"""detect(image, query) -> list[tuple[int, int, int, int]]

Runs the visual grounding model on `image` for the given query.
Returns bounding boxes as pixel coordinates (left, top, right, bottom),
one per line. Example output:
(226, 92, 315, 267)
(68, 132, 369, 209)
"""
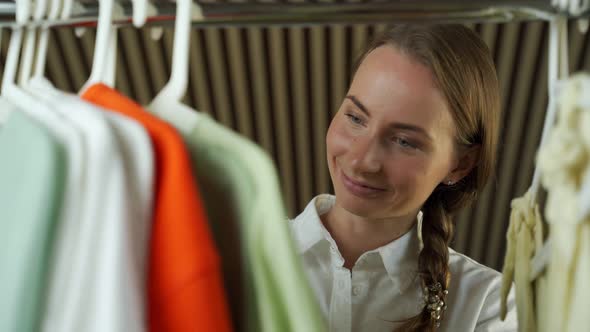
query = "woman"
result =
(289, 24, 517, 331)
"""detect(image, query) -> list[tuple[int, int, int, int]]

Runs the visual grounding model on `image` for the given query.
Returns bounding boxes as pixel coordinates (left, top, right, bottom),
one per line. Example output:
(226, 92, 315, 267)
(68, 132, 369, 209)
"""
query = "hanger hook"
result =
(153, 0, 202, 102)
(79, 0, 115, 92)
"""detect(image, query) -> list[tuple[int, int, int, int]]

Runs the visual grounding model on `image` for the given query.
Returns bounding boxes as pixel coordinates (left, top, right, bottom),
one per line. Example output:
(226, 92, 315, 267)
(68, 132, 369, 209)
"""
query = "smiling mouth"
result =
(340, 170, 387, 197)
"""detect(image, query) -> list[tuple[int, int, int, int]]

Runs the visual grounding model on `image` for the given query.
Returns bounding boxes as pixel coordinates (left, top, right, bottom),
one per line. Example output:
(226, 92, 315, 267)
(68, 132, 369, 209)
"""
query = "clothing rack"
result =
(0, 0, 584, 27)
(0, 0, 585, 276)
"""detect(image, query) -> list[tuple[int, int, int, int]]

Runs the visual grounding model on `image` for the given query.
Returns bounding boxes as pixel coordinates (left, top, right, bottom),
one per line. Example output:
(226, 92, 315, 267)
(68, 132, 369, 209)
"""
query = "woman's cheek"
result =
(385, 157, 425, 187)
(327, 118, 354, 159)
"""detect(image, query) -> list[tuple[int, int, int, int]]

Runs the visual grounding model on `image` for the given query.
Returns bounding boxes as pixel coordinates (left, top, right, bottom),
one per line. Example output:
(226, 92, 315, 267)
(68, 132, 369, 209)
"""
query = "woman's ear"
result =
(445, 145, 481, 184)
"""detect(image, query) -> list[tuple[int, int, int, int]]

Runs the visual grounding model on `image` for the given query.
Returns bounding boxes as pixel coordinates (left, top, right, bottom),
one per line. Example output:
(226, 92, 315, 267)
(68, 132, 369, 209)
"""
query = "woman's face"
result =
(327, 45, 459, 220)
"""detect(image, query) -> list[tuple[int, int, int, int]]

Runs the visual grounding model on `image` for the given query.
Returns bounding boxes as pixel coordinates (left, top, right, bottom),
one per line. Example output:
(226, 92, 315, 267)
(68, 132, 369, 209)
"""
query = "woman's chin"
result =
(336, 194, 383, 218)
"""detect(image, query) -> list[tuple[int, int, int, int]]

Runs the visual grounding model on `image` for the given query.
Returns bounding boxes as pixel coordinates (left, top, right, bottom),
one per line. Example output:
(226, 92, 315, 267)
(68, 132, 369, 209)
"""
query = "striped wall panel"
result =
(1, 18, 589, 270)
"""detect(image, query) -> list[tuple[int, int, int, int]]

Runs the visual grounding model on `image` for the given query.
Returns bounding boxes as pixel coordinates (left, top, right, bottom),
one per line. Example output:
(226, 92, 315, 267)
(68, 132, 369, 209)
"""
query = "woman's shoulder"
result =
(443, 249, 517, 331)
(447, 248, 503, 290)
(448, 248, 501, 276)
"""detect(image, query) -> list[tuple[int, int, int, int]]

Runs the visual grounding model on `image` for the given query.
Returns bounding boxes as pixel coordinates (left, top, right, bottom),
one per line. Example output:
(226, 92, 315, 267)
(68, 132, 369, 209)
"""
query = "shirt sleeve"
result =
(475, 282, 518, 332)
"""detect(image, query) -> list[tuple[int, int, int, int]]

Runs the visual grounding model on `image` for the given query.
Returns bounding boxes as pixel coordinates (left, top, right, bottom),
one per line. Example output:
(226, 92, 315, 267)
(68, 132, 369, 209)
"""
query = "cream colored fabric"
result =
(533, 208, 548, 332)
(500, 192, 541, 332)
(537, 74, 590, 332)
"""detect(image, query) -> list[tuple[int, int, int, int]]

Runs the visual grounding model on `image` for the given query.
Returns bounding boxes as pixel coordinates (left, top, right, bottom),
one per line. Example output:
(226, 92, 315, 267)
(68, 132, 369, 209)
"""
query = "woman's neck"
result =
(321, 201, 418, 270)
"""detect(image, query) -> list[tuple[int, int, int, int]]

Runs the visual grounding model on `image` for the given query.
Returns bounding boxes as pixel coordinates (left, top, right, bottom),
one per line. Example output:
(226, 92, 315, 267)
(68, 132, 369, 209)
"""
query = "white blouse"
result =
(289, 195, 517, 332)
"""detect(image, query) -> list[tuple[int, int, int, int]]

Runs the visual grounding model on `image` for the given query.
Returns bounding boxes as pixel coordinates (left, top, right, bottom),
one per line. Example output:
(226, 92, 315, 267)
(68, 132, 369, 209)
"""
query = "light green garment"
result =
(0, 110, 66, 332)
(180, 114, 326, 332)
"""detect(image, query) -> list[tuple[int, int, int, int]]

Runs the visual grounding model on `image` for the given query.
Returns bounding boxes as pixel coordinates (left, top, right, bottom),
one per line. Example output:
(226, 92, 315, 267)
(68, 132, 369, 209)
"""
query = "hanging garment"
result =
(537, 74, 590, 332)
(21, 86, 147, 332)
(147, 105, 250, 330)
(27, 79, 155, 317)
(0, 110, 66, 332)
(533, 212, 549, 332)
(0, 98, 15, 125)
(289, 194, 518, 332)
(500, 191, 542, 332)
(0, 85, 81, 332)
(157, 111, 326, 332)
(28, 76, 154, 227)
(104, 110, 155, 236)
(81, 83, 233, 332)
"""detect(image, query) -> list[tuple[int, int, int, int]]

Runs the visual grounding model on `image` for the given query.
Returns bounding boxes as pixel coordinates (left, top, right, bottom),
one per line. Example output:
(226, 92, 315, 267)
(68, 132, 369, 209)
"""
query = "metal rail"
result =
(0, 0, 580, 27)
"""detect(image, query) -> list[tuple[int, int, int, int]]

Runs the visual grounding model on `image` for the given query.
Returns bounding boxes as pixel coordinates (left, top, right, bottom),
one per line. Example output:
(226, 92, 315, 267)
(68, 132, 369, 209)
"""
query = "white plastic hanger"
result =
(530, 15, 569, 205)
(567, 0, 590, 15)
(103, 0, 157, 84)
(78, 0, 153, 93)
(130, 0, 158, 28)
(528, 14, 569, 281)
(78, 0, 116, 92)
(553, 0, 590, 33)
(32, 0, 62, 80)
(15, 0, 32, 27)
(19, 0, 49, 85)
(60, 0, 88, 20)
(0, 24, 5, 85)
(552, 0, 568, 11)
(60, 0, 73, 19)
(0, 18, 20, 124)
(102, 0, 158, 84)
(0, 0, 36, 125)
(148, 0, 203, 134)
(1, 0, 31, 96)
(551, 0, 589, 13)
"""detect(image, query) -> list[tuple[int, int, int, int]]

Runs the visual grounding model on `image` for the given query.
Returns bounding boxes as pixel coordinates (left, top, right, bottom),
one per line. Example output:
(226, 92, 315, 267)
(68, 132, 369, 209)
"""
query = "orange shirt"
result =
(82, 84, 233, 332)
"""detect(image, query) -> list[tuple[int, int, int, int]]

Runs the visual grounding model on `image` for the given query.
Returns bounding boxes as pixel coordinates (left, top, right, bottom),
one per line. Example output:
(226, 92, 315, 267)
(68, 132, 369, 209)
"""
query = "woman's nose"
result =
(349, 136, 382, 174)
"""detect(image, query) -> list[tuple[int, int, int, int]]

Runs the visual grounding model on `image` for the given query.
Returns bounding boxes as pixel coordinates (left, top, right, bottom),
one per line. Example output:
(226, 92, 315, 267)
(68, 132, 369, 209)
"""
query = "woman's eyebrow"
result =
(346, 94, 433, 142)
(346, 95, 370, 116)
(388, 123, 433, 142)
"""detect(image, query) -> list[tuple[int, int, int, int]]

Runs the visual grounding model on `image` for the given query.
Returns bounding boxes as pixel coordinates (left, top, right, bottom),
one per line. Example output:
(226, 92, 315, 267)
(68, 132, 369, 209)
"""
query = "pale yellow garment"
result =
(537, 73, 590, 332)
(500, 191, 539, 332)
(533, 209, 548, 332)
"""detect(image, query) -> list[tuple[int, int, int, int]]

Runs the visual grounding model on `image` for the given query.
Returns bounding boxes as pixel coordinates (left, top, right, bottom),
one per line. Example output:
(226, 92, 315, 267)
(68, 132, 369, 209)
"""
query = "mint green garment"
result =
(0, 110, 66, 332)
(180, 114, 326, 332)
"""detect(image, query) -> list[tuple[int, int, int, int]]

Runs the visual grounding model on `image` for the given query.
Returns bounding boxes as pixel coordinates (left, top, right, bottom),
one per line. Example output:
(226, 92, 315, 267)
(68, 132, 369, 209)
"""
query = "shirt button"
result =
(352, 286, 360, 296)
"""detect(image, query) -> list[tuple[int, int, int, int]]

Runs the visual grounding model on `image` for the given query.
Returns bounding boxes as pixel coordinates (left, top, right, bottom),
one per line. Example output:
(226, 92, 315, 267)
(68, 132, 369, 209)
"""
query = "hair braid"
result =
(393, 190, 455, 332)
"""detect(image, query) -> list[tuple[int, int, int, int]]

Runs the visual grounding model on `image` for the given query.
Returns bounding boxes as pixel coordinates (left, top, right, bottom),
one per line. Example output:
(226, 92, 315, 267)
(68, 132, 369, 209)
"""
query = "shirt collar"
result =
(290, 194, 423, 293)
(290, 194, 336, 254)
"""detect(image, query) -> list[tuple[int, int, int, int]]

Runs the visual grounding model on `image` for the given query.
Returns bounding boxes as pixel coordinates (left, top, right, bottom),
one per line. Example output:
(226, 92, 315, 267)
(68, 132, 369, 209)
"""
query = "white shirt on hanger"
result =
(289, 194, 518, 332)
(104, 111, 154, 245)
(26, 79, 150, 332)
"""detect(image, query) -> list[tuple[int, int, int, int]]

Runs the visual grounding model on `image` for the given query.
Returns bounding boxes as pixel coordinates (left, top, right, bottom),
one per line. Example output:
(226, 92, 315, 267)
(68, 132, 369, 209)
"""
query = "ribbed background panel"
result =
(1, 20, 589, 270)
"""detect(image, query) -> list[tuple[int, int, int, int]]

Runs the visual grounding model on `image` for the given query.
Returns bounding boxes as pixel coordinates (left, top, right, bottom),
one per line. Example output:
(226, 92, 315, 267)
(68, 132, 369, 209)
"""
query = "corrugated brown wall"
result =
(2, 19, 589, 270)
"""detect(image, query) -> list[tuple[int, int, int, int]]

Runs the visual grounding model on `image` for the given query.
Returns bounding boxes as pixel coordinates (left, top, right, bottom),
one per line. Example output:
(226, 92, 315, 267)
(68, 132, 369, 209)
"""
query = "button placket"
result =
(329, 245, 345, 268)
(351, 269, 369, 305)
(329, 268, 352, 332)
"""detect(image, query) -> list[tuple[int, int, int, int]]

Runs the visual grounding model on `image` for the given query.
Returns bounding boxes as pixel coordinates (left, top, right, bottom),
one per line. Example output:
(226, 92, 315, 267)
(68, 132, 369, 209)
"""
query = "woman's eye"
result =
(394, 137, 417, 149)
(346, 113, 363, 125)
